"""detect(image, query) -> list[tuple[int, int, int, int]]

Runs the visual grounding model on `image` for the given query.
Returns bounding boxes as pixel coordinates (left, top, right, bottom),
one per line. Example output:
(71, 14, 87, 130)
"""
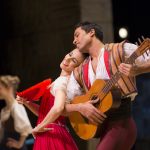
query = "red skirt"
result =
(33, 123, 78, 150)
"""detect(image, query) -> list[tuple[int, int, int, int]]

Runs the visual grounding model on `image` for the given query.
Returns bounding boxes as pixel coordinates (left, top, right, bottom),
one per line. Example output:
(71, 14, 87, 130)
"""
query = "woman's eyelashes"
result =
(72, 58, 78, 64)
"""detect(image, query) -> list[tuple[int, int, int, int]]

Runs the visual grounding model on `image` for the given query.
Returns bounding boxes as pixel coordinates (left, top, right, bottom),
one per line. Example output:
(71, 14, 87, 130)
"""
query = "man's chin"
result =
(78, 47, 83, 52)
(79, 49, 87, 54)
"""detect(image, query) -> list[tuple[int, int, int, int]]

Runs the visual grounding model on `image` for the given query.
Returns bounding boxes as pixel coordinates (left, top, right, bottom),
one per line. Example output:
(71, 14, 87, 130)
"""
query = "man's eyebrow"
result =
(74, 31, 78, 36)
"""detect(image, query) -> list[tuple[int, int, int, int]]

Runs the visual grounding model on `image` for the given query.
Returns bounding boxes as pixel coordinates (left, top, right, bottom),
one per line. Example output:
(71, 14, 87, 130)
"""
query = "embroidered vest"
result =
(78, 41, 137, 97)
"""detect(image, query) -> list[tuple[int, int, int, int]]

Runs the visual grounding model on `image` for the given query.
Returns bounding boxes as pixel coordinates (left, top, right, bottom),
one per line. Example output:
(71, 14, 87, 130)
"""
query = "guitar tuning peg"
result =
(141, 36, 145, 40)
(142, 54, 145, 59)
(132, 62, 135, 65)
(138, 38, 142, 44)
(107, 47, 110, 51)
(146, 51, 149, 56)
(135, 42, 139, 46)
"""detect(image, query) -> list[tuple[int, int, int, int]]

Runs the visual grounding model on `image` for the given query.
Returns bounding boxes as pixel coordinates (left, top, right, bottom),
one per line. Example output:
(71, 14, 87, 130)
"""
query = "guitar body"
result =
(69, 38, 150, 140)
(69, 79, 121, 140)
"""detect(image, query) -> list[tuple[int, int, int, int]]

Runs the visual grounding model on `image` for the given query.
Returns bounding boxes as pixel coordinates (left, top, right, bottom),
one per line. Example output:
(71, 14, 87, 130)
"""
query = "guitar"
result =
(68, 38, 150, 140)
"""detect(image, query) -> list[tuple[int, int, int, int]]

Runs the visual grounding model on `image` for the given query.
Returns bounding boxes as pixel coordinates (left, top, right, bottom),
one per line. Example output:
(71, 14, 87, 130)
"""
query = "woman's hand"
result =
(16, 95, 27, 105)
(6, 138, 23, 149)
(32, 125, 53, 138)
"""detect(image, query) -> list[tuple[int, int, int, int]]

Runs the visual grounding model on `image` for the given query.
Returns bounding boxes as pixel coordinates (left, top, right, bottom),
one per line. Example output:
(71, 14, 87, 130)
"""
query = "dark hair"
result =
(82, 53, 89, 58)
(75, 21, 103, 42)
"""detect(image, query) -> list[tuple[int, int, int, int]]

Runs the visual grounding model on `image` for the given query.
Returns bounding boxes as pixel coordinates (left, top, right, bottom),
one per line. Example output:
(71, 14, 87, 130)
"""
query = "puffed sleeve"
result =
(124, 43, 150, 65)
(11, 101, 32, 136)
(50, 76, 69, 96)
(66, 72, 84, 102)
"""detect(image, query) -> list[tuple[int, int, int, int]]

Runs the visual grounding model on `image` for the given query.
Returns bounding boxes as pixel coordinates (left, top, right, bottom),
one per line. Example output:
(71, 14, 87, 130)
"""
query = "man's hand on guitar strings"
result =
(77, 101, 107, 125)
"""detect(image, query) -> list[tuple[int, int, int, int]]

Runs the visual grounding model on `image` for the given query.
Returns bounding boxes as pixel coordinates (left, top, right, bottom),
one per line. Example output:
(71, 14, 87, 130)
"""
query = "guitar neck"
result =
(93, 38, 150, 101)
(99, 51, 138, 99)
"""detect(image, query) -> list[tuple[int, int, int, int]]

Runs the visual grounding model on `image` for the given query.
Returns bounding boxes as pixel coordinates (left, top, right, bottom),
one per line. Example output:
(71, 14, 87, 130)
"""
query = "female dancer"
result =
(17, 48, 86, 150)
(0, 75, 32, 150)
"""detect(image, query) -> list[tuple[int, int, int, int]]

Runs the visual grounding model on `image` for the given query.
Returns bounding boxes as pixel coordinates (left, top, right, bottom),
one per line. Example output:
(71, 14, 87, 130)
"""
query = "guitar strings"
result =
(91, 51, 139, 101)
(90, 40, 149, 103)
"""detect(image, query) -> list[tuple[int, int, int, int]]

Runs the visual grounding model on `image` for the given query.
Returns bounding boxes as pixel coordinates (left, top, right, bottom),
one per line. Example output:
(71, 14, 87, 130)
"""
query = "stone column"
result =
(80, 0, 114, 43)
(80, 0, 114, 149)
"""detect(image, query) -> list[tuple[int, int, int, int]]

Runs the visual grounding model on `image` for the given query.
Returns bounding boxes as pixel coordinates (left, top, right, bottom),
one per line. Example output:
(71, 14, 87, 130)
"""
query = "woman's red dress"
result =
(17, 79, 78, 150)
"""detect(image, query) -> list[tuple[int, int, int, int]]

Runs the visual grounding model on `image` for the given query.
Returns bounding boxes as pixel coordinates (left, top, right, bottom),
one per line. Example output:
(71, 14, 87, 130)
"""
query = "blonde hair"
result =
(0, 75, 20, 91)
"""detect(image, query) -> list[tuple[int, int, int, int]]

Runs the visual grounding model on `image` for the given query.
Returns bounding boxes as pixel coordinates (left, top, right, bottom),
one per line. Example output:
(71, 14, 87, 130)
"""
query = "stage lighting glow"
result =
(119, 28, 128, 38)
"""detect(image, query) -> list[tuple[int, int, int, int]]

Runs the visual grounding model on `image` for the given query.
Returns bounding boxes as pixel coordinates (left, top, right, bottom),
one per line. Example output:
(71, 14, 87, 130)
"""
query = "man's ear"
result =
(89, 29, 95, 37)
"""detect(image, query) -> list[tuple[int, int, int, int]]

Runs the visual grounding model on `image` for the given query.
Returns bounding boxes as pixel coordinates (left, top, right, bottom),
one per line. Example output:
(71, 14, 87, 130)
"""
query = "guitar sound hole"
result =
(92, 95, 97, 100)
(91, 95, 100, 107)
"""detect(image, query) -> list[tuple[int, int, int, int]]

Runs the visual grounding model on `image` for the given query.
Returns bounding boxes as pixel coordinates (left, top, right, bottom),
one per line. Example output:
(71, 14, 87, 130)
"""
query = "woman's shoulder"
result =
(50, 76, 69, 96)
(53, 76, 69, 86)
(56, 76, 69, 81)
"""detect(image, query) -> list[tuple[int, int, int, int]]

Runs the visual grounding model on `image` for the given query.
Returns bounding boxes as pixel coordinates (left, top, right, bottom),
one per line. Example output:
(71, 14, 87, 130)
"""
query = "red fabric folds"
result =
(16, 79, 51, 101)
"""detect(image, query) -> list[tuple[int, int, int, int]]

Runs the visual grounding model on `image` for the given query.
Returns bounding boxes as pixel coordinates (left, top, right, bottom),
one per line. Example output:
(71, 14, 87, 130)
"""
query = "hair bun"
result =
(0, 75, 20, 90)
(11, 76, 20, 85)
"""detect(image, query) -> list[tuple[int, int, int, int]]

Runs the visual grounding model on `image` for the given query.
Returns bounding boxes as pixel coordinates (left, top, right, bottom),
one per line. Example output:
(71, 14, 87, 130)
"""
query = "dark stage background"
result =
(112, 0, 150, 149)
(0, 0, 150, 149)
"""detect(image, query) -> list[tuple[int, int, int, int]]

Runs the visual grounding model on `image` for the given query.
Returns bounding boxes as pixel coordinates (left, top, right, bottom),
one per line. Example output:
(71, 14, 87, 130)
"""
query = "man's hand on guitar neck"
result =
(118, 63, 138, 76)
(119, 61, 150, 77)
(77, 100, 107, 125)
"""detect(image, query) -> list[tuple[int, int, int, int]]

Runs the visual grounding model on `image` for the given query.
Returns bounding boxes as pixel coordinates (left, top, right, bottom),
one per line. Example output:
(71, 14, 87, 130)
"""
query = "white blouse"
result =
(50, 76, 69, 97)
(67, 43, 150, 101)
(0, 100, 32, 137)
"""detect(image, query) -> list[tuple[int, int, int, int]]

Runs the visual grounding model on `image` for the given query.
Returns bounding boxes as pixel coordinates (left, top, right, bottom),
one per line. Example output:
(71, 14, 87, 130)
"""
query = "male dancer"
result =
(65, 22, 150, 150)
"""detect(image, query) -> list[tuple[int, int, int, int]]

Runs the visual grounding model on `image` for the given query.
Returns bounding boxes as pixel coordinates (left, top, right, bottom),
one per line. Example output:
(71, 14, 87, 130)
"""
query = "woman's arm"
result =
(64, 101, 106, 125)
(6, 135, 27, 149)
(33, 89, 66, 133)
(16, 96, 39, 116)
(63, 71, 106, 125)
(8, 101, 32, 149)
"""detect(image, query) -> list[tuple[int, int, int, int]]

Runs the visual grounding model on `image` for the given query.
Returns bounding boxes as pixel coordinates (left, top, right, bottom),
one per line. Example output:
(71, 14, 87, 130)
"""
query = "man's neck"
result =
(88, 40, 104, 60)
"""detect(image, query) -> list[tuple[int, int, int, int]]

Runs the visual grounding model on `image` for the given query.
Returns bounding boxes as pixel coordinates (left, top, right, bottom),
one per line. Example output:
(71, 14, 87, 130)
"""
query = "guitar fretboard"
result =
(95, 40, 149, 100)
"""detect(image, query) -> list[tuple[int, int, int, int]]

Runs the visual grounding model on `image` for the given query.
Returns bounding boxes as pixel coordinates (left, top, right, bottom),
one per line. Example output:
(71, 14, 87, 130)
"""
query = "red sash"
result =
(82, 49, 111, 90)
(82, 61, 91, 90)
(104, 50, 111, 78)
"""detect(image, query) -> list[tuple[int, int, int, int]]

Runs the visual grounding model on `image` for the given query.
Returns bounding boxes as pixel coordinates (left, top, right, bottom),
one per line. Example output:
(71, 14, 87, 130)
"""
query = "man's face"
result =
(73, 27, 91, 53)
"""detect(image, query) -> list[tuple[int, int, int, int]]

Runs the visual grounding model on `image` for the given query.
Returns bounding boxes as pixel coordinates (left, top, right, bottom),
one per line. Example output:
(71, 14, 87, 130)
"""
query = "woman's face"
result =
(0, 83, 8, 99)
(60, 49, 85, 73)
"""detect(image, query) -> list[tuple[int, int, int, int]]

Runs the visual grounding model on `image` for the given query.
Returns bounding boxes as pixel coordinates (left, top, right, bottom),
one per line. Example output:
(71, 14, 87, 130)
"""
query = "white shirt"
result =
(67, 43, 150, 101)
(0, 100, 32, 137)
